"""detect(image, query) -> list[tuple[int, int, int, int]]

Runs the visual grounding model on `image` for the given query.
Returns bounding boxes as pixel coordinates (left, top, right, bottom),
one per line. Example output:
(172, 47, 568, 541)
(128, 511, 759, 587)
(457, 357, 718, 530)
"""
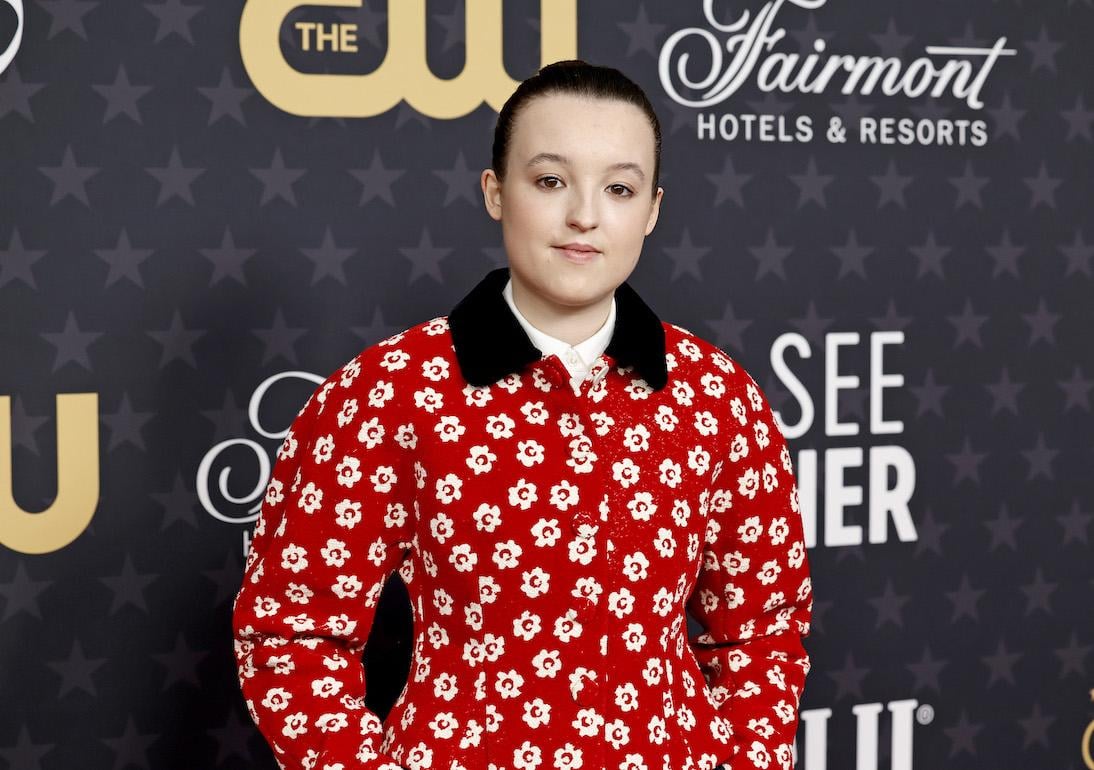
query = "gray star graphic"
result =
(251, 148, 306, 206)
(153, 632, 208, 688)
(92, 65, 151, 124)
(789, 156, 834, 209)
(869, 299, 912, 332)
(400, 228, 452, 283)
(351, 306, 405, 348)
(705, 155, 752, 207)
(617, 4, 665, 58)
(906, 644, 947, 692)
(47, 640, 106, 697)
(432, 3, 464, 53)
(807, 598, 832, 636)
(706, 302, 752, 354)
(946, 298, 987, 348)
(100, 555, 157, 614)
(202, 552, 243, 606)
(434, 151, 481, 207)
(1060, 229, 1093, 276)
(949, 160, 989, 208)
(1019, 566, 1056, 615)
(985, 229, 1023, 278)
(147, 309, 206, 368)
(100, 716, 157, 770)
(393, 100, 433, 130)
(827, 652, 869, 701)
(145, 0, 201, 43)
(943, 709, 982, 757)
(199, 227, 255, 286)
(946, 436, 987, 485)
(1017, 702, 1055, 748)
(988, 90, 1025, 141)
(481, 245, 507, 269)
(829, 93, 877, 127)
(1024, 25, 1062, 73)
(0, 228, 46, 289)
(146, 145, 204, 206)
(912, 507, 950, 557)
(208, 708, 254, 765)
(750, 228, 792, 280)
(198, 67, 253, 126)
(867, 578, 909, 629)
(658, 94, 697, 136)
(95, 229, 153, 288)
(253, 308, 307, 366)
(8, 395, 49, 455)
(150, 471, 200, 530)
(0, 66, 46, 121)
(945, 573, 985, 621)
(910, 368, 948, 418)
(40, 0, 97, 39)
(334, 3, 385, 48)
(1019, 432, 1057, 480)
(664, 228, 709, 282)
(983, 504, 1022, 551)
(985, 367, 1024, 415)
(1061, 93, 1094, 141)
(0, 562, 50, 621)
(0, 725, 54, 769)
(870, 159, 913, 208)
(831, 229, 872, 279)
(788, 301, 835, 347)
(1056, 499, 1092, 545)
(837, 385, 868, 423)
(41, 311, 102, 372)
(982, 639, 1021, 686)
(788, 15, 836, 53)
(1021, 298, 1060, 345)
(1023, 162, 1061, 208)
(39, 145, 99, 206)
(303, 227, 355, 285)
(1053, 632, 1091, 676)
(870, 18, 912, 57)
(348, 149, 405, 207)
(910, 230, 950, 279)
(102, 392, 153, 451)
(1059, 366, 1093, 411)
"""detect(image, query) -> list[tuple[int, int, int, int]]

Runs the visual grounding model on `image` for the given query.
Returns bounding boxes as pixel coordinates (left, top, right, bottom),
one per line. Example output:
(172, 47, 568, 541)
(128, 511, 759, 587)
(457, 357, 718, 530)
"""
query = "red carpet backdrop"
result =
(1, 1, 1092, 768)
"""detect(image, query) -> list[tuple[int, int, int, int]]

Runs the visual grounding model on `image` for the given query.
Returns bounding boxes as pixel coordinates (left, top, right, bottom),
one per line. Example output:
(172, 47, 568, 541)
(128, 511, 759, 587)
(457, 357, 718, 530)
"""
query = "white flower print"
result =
(757, 559, 782, 585)
(312, 434, 334, 463)
(485, 412, 516, 439)
(769, 516, 790, 545)
(311, 676, 342, 698)
(513, 741, 543, 770)
(495, 669, 525, 699)
(622, 623, 646, 652)
(522, 697, 551, 729)
(658, 458, 683, 488)
(335, 397, 358, 428)
(261, 687, 291, 712)
(730, 395, 748, 426)
(473, 503, 503, 533)
(530, 517, 561, 547)
(513, 610, 542, 641)
(531, 649, 562, 679)
(298, 481, 323, 514)
(450, 543, 477, 573)
(466, 445, 497, 475)
(738, 515, 763, 543)
(435, 414, 465, 443)
(627, 492, 656, 522)
(654, 404, 680, 432)
(284, 583, 312, 604)
(520, 400, 549, 426)
(516, 439, 546, 467)
(521, 567, 550, 598)
(614, 681, 640, 712)
(413, 386, 443, 413)
(254, 596, 280, 618)
(493, 539, 522, 569)
(421, 355, 450, 382)
(280, 544, 307, 573)
(621, 552, 650, 582)
(430, 512, 455, 543)
(331, 574, 362, 599)
(281, 711, 308, 739)
(334, 456, 362, 488)
(738, 467, 760, 500)
(754, 419, 771, 450)
(612, 457, 641, 488)
(264, 477, 284, 507)
(508, 479, 538, 510)
(320, 539, 349, 568)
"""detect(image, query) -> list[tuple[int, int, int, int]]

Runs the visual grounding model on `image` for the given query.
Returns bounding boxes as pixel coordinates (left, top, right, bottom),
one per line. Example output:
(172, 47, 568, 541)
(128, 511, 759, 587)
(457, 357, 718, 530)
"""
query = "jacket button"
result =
(571, 511, 595, 534)
(575, 675, 600, 706)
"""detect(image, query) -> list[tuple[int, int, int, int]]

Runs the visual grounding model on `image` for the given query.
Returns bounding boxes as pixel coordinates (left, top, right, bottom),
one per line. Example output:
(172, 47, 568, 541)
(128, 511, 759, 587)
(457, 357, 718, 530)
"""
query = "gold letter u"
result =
(0, 393, 99, 554)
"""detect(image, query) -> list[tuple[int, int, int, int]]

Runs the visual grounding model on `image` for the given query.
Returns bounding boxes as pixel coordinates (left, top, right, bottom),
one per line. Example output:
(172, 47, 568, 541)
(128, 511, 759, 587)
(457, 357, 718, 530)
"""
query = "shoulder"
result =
(661, 319, 760, 394)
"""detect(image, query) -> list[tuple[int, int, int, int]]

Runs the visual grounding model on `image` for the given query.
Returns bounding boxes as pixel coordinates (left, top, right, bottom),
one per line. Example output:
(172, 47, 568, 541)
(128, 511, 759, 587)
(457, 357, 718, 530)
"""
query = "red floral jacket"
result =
(232, 267, 813, 770)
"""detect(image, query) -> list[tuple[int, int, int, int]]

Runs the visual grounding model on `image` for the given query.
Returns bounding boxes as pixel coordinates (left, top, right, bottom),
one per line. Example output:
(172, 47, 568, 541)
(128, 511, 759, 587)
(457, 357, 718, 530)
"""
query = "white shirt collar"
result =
(502, 277, 616, 374)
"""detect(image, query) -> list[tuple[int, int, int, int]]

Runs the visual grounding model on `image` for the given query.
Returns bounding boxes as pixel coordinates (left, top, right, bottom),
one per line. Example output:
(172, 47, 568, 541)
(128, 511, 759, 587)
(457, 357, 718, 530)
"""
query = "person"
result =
(232, 59, 813, 770)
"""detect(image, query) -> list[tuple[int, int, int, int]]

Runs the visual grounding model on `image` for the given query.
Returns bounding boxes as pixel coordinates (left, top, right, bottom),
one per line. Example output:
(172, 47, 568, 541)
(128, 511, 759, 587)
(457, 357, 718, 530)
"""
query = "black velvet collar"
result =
(447, 266, 668, 391)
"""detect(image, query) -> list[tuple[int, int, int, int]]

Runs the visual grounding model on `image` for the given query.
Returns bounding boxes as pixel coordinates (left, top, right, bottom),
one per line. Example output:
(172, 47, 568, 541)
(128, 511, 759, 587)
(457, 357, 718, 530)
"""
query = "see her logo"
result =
(0, 0, 22, 74)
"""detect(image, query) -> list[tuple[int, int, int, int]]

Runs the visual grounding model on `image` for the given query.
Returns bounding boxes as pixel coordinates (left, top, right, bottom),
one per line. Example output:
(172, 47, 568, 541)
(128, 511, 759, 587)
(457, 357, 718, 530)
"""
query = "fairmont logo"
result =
(658, 0, 1015, 110)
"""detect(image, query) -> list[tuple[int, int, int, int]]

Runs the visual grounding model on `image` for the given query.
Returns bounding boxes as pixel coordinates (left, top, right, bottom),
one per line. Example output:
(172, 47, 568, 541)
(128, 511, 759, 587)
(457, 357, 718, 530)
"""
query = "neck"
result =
(509, 272, 613, 347)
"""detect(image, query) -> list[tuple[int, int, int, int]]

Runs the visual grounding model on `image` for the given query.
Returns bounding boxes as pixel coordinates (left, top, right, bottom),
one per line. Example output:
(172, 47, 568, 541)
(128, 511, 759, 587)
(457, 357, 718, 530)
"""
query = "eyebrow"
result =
(525, 152, 646, 181)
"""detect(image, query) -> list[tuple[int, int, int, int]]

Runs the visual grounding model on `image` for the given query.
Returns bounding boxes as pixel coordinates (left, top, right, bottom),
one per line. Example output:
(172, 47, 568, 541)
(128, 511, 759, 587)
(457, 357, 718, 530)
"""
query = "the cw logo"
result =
(1, 394, 99, 554)
(239, 0, 577, 119)
(0, 0, 24, 74)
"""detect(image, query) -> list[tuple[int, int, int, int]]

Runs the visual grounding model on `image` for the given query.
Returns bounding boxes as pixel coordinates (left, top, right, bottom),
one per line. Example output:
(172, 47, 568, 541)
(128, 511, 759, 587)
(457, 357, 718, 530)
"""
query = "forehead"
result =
(508, 93, 655, 166)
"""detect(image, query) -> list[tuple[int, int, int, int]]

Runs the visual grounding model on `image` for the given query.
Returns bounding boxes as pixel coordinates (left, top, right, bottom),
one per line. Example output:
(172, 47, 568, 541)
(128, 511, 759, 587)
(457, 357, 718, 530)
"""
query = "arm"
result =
(688, 373, 813, 770)
(232, 355, 417, 770)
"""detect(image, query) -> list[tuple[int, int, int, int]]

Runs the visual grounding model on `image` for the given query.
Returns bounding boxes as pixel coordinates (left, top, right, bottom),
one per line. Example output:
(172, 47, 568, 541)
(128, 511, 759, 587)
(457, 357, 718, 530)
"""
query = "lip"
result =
(553, 243, 602, 263)
(555, 242, 600, 253)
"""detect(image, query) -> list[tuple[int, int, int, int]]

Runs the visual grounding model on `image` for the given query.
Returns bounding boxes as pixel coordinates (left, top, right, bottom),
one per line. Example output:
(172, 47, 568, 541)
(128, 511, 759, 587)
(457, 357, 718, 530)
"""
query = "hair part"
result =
(491, 59, 663, 195)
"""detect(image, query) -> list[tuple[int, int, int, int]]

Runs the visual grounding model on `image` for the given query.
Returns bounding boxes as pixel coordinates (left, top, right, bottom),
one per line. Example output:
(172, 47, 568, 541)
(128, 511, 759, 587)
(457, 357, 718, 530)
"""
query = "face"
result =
(481, 92, 664, 314)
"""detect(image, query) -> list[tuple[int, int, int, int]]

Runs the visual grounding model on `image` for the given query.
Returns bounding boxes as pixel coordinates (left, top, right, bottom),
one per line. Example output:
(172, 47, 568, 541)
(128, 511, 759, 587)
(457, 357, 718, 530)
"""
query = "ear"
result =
(481, 168, 503, 222)
(644, 186, 664, 236)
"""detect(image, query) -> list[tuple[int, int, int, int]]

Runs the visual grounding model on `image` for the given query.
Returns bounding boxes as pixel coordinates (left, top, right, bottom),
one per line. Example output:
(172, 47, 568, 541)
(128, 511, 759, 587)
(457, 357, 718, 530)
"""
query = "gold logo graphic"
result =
(0, 394, 99, 554)
(239, 0, 578, 118)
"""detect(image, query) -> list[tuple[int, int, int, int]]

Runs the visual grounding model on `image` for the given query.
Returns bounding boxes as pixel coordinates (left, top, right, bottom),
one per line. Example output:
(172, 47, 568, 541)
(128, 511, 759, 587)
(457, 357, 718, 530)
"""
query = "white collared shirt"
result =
(502, 277, 616, 391)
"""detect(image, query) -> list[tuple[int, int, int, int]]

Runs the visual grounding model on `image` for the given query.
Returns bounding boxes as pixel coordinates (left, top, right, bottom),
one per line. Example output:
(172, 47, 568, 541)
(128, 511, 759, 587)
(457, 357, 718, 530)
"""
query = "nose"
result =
(566, 187, 598, 232)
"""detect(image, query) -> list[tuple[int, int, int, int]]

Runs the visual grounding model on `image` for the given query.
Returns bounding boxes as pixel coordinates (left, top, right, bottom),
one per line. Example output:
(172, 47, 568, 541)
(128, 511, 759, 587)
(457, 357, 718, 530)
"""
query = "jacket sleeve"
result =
(231, 354, 417, 770)
(687, 372, 814, 770)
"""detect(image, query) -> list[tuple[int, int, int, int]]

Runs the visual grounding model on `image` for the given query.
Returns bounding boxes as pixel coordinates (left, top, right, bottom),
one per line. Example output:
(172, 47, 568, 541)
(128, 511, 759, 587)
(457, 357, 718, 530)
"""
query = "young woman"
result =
(233, 60, 813, 770)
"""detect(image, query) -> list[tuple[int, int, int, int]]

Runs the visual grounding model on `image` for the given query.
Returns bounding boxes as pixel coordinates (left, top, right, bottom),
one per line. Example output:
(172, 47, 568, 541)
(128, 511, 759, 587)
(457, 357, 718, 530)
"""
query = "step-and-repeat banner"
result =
(2, 1, 1091, 768)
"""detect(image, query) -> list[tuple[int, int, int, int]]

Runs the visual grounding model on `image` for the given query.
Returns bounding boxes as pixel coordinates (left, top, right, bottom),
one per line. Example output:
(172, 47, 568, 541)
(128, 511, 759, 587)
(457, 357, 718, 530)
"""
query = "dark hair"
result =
(491, 59, 663, 194)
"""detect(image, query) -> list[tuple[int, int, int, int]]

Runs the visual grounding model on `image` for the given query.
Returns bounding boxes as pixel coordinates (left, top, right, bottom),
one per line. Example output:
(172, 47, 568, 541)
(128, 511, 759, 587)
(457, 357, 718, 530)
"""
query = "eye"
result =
(536, 175, 563, 189)
(608, 184, 634, 197)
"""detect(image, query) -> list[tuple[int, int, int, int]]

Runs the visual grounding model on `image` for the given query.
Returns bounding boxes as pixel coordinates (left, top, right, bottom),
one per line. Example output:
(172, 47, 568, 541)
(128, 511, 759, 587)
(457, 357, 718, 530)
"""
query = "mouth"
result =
(553, 244, 601, 262)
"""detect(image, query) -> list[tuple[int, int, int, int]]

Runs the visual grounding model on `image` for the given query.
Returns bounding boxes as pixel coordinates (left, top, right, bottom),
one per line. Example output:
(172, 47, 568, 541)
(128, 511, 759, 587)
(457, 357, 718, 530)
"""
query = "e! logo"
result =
(0, 0, 24, 74)
(239, 0, 578, 118)
(1, 394, 99, 554)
